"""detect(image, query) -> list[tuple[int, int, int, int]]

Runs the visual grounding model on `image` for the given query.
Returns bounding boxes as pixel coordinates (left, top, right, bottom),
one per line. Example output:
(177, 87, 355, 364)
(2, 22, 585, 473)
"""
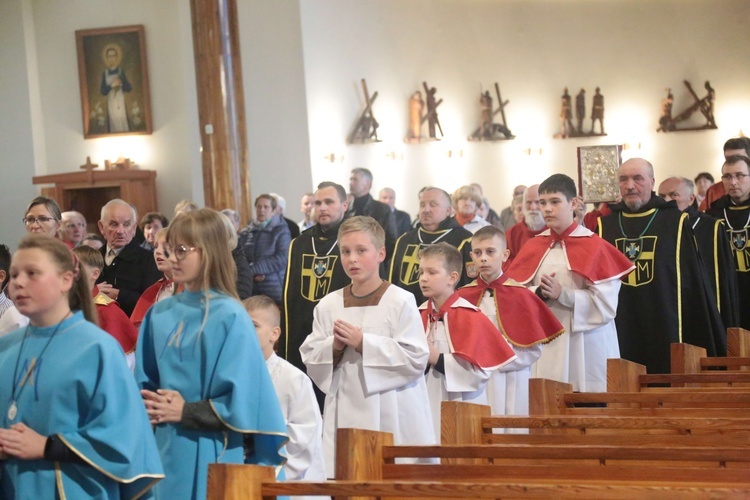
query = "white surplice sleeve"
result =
(442, 354, 492, 392)
(360, 298, 430, 395)
(556, 278, 621, 333)
(299, 300, 337, 394)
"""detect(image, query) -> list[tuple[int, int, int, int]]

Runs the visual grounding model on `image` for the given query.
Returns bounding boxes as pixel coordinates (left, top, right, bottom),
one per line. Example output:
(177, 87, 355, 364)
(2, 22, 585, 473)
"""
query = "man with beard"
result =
(599, 158, 725, 374)
(707, 155, 750, 329)
(281, 181, 351, 373)
(658, 176, 739, 331)
(389, 187, 474, 305)
(505, 185, 546, 268)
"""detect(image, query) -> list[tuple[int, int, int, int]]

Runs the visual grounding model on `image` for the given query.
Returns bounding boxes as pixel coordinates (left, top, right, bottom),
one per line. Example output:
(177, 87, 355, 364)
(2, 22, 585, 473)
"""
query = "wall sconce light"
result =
(385, 151, 404, 161)
(522, 147, 543, 156)
(323, 153, 344, 163)
(446, 149, 463, 159)
(621, 142, 642, 151)
(739, 129, 746, 138)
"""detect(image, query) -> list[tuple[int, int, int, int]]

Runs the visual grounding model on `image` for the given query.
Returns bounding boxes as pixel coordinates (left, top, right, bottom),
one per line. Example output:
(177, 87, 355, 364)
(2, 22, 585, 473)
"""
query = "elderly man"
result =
(281, 181, 351, 373)
(389, 187, 474, 305)
(505, 185, 546, 267)
(707, 155, 750, 329)
(348, 168, 397, 253)
(598, 159, 725, 374)
(97, 199, 161, 316)
(379, 187, 412, 236)
(60, 211, 87, 248)
(499, 184, 527, 231)
(658, 176, 739, 331)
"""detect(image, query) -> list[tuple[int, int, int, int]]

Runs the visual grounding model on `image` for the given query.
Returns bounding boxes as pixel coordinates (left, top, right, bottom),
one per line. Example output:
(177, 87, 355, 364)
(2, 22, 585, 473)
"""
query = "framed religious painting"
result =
(76, 25, 152, 139)
(577, 145, 622, 203)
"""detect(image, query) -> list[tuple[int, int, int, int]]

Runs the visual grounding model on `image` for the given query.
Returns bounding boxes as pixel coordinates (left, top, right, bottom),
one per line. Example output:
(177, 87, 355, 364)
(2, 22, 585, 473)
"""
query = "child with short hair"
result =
(244, 295, 326, 484)
(458, 226, 564, 421)
(0, 244, 28, 335)
(130, 228, 179, 329)
(73, 245, 139, 369)
(505, 174, 634, 392)
(0, 235, 163, 498)
(418, 242, 517, 440)
(300, 216, 435, 478)
(135, 208, 287, 499)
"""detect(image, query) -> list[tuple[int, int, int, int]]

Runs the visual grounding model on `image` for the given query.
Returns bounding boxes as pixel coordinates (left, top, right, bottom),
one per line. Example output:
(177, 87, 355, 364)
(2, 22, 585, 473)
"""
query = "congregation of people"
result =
(0, 136, 748, 498)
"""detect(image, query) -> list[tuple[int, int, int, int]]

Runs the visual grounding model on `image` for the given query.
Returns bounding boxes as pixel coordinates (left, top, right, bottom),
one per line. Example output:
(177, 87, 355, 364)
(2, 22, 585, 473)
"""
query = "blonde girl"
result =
(135, 208, 287, 500)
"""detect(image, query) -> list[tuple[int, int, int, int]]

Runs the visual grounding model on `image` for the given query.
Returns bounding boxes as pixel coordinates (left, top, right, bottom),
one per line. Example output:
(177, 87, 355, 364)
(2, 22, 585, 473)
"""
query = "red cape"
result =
(505, 223, 634, 285)
(458, 274, 564, 347)
(130, 277, 176, 329)
(93, 286, 138, 353)
(420, 292, 516, 369)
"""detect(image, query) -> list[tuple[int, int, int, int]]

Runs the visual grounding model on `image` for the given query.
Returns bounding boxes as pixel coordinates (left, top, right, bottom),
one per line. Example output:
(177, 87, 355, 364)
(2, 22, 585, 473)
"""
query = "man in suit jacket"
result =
(96, 199, 162, 316)
(347, 168, 398, 257)
(379, 187, 413, 236)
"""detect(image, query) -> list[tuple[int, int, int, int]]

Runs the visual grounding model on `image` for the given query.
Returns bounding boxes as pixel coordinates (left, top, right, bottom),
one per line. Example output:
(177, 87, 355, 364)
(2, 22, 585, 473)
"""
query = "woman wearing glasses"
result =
(23, 197, 62, 239)
(134, 208, 287, 499)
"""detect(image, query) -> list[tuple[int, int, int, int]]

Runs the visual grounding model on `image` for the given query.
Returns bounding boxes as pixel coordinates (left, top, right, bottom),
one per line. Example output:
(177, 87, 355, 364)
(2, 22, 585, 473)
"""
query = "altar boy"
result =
(505, 174, 634, 392)
(300, 216, 435, 478)
(418, 242, 517, 441)
(458, 226, 564, 419)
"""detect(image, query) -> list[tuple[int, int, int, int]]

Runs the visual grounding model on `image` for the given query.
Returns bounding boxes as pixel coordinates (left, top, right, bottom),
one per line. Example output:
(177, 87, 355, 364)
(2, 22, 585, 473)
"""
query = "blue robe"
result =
(0, 312, 164, 499)
(135, 290, 287, 500)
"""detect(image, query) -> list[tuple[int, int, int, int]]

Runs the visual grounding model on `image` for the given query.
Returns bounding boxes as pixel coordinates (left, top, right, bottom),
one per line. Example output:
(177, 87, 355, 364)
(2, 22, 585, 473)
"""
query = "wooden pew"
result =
(443, 401, 750, 440)
(672, 333, 750, 374)
(608, 357, 750, 392)
(206, 463, 750, 499)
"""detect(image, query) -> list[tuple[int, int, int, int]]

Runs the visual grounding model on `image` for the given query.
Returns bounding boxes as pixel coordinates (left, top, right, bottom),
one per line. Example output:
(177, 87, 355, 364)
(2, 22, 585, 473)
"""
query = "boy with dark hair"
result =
(506, 174, 634, 392)
(418, 242, 516, 440)
(0, 244, 28, 335)
(458, 226, 563, 420)
(301, 216, 435, 477)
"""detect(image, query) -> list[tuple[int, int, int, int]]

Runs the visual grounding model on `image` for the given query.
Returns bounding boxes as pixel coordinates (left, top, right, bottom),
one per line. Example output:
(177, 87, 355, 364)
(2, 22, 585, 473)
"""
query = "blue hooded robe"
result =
(0, 312, 164, 499)
(135, 290, 287, 499)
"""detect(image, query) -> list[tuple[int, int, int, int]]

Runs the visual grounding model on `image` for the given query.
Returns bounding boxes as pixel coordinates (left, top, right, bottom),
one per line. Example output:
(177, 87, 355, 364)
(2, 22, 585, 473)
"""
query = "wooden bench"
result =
(608, 356, 750, 392)
(207, 464, 750, 499)
(671, 328, 750, 375)
(443, 401, 750, 439)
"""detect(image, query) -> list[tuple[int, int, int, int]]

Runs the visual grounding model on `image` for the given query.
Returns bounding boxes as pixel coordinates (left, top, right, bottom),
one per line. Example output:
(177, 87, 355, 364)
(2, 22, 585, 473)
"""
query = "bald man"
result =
(598, 159, 726, 374)
(379, 187, 412, 236)
(658, 176, 739, 331)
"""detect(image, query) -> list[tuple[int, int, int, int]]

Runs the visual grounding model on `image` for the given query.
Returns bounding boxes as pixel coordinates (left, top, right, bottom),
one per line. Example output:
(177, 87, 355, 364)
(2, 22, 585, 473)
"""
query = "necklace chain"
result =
(8, 311, 71, 421)
(311, 237, 338, 256)
(618, 210, 659, 239)
(418, 228, 452, 245)
(722, 208, 750, 231)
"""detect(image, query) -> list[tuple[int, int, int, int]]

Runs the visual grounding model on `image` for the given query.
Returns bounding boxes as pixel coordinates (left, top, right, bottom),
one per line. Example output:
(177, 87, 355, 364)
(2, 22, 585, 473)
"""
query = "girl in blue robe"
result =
(135, 208, 288, 500)
(0, 235, 164, 499)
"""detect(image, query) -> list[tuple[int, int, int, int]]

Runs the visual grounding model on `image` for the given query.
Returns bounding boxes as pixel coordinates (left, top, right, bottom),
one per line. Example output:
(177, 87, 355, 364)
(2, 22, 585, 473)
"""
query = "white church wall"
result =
(299, 0, 750, 216)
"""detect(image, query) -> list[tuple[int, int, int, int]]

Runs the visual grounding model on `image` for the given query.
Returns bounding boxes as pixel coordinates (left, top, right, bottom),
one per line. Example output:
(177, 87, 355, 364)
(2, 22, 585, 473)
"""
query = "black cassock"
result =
(599, 194, 725, 374)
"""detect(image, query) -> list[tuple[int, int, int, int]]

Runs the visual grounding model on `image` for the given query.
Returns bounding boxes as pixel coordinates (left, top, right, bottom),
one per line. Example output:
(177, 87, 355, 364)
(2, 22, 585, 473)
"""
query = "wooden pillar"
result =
(190, 0, 252, 225)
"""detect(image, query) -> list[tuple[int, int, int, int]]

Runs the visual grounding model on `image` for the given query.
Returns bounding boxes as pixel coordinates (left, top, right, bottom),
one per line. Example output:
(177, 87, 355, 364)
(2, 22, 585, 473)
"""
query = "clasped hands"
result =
(0, 423, 46, 460)
(333, 319, 363, 353)
(141, 389, 185, 425)
(538, 272, 562, 300)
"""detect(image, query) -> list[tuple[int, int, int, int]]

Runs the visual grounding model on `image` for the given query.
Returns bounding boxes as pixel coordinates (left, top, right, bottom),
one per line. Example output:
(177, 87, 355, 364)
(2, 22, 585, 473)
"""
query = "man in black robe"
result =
(389, 187, 474, 305)
(280, 181, 350, 372)
(707, 154, 750, 330)
(599, 158, 725, 374)
(658, 176, 739, 331)
(347, 168, 397, 258)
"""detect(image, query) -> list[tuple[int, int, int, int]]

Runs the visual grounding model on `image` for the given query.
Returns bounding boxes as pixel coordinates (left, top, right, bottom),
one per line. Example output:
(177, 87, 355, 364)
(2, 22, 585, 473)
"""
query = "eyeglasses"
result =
(721, 173, 749, 182)
(164, 244, 198, 261)
(23, 216, 57, 226)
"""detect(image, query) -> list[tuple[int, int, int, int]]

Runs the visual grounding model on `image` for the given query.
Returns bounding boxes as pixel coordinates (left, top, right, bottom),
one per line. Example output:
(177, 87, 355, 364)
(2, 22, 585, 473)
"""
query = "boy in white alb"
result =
(505, 174, 635, 392)
(300, 216, 435, 478)
(418, 242, 517, 442)
(458, 226, 564, 420)
(244, 295, 326, 487)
